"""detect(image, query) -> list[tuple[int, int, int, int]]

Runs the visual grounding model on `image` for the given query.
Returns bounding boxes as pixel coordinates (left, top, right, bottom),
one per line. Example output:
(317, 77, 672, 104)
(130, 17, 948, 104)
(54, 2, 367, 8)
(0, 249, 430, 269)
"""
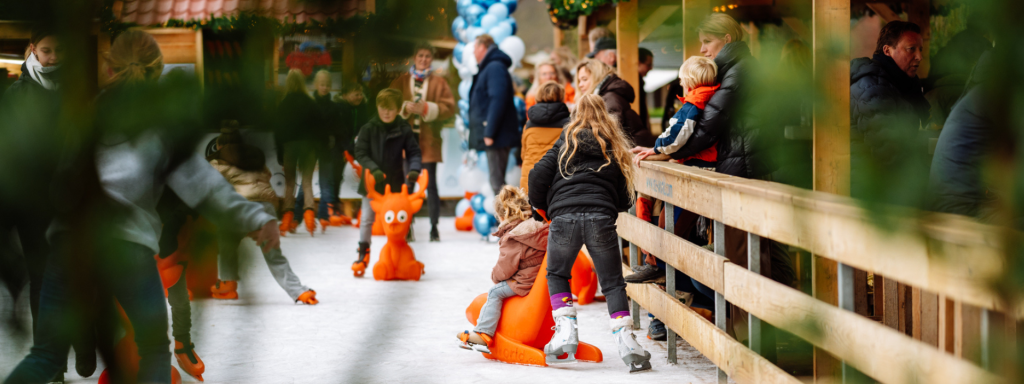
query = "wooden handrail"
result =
(632, 160, 1011, 316)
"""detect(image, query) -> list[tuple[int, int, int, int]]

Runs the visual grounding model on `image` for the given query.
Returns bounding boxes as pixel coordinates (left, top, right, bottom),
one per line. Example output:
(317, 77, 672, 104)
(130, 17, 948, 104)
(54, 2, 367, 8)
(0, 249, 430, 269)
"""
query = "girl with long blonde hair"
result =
(526, 93, 650, 372)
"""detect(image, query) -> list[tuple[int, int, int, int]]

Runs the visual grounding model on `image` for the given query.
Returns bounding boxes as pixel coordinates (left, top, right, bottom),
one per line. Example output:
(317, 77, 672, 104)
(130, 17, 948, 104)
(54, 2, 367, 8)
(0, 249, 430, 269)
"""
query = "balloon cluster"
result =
(451, 0, 526, 137)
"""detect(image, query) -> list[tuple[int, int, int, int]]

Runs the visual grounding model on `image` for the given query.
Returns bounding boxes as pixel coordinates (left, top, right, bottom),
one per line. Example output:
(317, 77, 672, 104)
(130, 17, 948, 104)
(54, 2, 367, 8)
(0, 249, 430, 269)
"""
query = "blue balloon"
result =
(475, 0, 499, 7)
(501, 0, 517, 14)
(503, 17, 516, 35)
(452, 16, 466, 37)
(465, 4, 485, 26)
(453, 43, 465, 63)
(474, 212, 494, 236)
(487, 3, 509, 19)
(479, 14, 499, 30)
(457, 0, 474, 13)
(466, 26, 485, 41)
(458, 99, 470, 112)
(470, 193, 487, 213)
(488, 23, 512, 43)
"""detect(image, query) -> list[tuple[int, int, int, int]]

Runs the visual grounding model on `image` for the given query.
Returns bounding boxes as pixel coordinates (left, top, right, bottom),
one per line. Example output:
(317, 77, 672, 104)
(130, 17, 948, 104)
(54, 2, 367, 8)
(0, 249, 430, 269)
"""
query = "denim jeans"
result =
(546, 212, 629, 317)
(5, 239, 171, 384)
(473, 280, 517, 336)
(295, 146, 345, 221)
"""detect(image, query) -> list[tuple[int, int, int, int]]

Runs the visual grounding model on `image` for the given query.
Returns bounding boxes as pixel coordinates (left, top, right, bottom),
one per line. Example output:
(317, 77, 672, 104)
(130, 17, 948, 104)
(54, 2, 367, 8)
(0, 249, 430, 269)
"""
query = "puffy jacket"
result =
(469, 47, 521, 151)
(928, 50, 995, 217)
(274, 92, 326, 164)
(664, 42, 768, 178)
(520, 102, 570, 192)
(528, 128, 633, 219)
(491, 218, 549, 296)
(209, 159, 278, 203)
(337, 99, 374, 154)
(353, 116, 422, 196)
(0, 61, 62, 210)
(597, 73, 655, 147)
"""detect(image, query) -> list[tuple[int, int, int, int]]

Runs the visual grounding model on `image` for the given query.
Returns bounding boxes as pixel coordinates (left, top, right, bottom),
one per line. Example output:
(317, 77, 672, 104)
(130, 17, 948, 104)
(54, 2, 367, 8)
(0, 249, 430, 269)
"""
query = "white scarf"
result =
(25, 53, 60, 91)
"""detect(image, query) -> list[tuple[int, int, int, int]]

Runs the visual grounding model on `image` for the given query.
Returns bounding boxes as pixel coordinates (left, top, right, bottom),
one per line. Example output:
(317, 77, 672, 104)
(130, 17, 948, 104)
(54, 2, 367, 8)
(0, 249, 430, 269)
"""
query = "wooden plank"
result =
(922, 290, 939, 346)
(553, 26, 564, 48)
(615, 0, 641, 114)
(955, 301, 982, 365)
(194, 29, 204, 87)
(938, 295, 955, 353)
(623, 264, 802, 384)
(578, 16, 589, 59)
(0, 21, 32, 39)
(873, 273, 883, 318)
(854, 268, 869, 316)
(617, 213, 727, 292)
(812, 255, 839, 380)
(811, 0, 850, 196)
(882, 276, 899, 329)
(724, 264, 1001, 384)
(905, 0, 931, 77)
(865, 3, 901, 23)
(899, 283, 910, 334)
(682, 0, 710, 59)
(638, 5, 680, 43)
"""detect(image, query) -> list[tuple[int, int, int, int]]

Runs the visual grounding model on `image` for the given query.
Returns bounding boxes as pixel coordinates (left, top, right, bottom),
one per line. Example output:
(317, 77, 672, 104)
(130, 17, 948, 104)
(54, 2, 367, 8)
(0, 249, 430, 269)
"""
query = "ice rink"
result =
(1, 218, 722, 383)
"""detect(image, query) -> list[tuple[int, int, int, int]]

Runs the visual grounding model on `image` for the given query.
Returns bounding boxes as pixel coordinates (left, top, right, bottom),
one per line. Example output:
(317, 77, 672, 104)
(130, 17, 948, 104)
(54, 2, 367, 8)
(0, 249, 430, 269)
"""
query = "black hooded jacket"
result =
(524, 102, 570, 129)
(664, 41, 767, 178)
(528, 128, 633, 220)
(597, 74, 655, 147)
(469, 47, 520, 151)
(850, 53, 930, 168)
(353, 116, 422, 196)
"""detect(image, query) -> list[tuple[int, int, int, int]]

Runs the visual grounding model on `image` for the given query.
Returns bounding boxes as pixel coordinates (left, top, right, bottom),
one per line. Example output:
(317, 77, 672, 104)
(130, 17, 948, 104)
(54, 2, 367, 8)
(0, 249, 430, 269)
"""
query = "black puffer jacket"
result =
(274, 92, 326, 164)
(597, 74, 655, 147)
(665, 42, 767, 178)
(528, 128, 633, 219)
(524, 102, 570, 129)
(850, 54, 930, 165)
(353, 116, 422, 196)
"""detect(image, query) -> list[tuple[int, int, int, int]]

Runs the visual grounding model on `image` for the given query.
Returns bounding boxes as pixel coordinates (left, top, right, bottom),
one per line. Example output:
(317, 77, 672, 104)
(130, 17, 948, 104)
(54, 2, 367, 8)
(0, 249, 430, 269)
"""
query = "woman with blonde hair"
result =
(575, 59, 654, 147)
(527, 93, 651, 372)
(5, 29, 282, 383)
(275, 68, 326, 236)
(524, 61, 574, 111)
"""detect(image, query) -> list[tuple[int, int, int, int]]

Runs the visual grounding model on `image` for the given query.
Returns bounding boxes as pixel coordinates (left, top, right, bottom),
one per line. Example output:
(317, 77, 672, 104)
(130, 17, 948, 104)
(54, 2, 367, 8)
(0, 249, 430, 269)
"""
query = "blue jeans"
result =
(474, 281, 517, 336)
(295, 147, 344, 221)
(546, 212, 629, 317)
(5, 239, 171, 384)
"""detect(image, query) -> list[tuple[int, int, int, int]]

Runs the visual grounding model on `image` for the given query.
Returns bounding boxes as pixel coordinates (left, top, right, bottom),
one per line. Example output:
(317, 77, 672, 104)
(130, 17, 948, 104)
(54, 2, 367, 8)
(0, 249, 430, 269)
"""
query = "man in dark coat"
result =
(469, 34, 520, 195)
(849, 21, 930, 201)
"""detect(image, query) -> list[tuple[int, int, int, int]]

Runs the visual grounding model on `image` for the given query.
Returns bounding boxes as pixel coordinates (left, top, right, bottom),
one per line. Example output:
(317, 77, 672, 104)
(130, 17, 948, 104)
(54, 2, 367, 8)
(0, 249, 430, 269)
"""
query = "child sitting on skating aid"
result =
(457, 186, 549, 353)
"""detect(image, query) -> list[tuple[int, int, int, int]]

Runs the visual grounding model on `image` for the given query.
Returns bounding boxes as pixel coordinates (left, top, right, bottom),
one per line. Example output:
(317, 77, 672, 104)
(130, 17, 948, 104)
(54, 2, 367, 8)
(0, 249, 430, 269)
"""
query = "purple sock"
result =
(610, 311, 631, 319)
(550, 292, 574, 310)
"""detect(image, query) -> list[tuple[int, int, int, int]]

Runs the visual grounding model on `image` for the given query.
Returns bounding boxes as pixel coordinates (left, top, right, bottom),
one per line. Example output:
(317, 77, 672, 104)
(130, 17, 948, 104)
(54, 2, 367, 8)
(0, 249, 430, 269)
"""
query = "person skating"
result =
(207, 127, 318, 304)
(275, 69, 327, 236)
(351, 89, 422, 277)
(528, 94, 651, 372)
(457, 186, 548, 353)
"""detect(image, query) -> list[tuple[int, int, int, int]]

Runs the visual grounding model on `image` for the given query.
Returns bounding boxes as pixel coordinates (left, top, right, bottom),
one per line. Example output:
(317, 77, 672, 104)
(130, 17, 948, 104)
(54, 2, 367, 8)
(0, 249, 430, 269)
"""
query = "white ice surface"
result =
(1, 218, 721, 383)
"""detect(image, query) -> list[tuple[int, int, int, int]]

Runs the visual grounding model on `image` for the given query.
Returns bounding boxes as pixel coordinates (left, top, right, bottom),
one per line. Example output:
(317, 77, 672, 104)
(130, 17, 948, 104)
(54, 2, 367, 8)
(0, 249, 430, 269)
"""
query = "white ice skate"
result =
(611, 317, 652, 373)
(544, 307, 579, 365)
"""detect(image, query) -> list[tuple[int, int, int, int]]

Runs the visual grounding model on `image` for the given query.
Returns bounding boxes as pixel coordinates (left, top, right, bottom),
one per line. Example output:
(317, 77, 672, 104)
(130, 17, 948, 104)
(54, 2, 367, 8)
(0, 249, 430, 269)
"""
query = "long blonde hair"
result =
(575, 59, 613, 95)
(495, 185, 532, 224)
(558, 93, 636, 202)
(106, 30, 164, 87)
(285, 69, 309, 96)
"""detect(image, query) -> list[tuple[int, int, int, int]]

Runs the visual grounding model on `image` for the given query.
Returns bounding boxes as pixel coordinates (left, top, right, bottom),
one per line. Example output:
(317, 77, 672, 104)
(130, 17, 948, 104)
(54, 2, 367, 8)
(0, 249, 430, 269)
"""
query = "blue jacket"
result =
(469, 47, 521, 151)
(655, 102, 701, 156)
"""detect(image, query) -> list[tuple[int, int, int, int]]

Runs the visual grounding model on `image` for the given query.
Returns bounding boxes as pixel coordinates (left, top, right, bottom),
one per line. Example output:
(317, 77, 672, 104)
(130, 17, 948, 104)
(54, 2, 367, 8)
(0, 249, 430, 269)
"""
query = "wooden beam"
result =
(865, 3, 901, 23)
(882, 276, 900, 329)
(938, 295, 955, 353)
(366, 0, 375, 13)
(578, 16, 589, 59)
(617, 213, 728, 292)
(905, 0, 931, 77)
(616, 0, 640, 114)
(554, 26, 564, 49)
(682, 0, 710, 60)
(638, 5, 680, 43)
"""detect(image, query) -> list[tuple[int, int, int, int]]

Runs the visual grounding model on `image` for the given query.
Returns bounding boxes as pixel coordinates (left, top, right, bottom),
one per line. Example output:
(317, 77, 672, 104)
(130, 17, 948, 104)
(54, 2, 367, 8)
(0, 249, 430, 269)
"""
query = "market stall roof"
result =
(116, 0, 366, 25)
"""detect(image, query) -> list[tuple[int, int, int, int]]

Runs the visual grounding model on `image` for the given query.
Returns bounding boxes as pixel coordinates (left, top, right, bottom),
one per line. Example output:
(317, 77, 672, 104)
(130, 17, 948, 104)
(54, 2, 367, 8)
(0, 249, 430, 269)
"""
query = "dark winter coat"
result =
(528, 128, 633, 220)
(597, 73, 655, 148)
(469, 47, 521, 151)
(353, 116, 422, 196)
(0, 62, 62, 209)
(924, 28, 990, 129)
(521, 102, 571, 192)
(492, 218, 549, 296)
(312, 91, 342, 147)
(337, 99, 374, 154)
(274, 92, 327, 164)
(664, 42, 768, 178)
(849, 53, 930, 188)
(928, 50, 995, 218)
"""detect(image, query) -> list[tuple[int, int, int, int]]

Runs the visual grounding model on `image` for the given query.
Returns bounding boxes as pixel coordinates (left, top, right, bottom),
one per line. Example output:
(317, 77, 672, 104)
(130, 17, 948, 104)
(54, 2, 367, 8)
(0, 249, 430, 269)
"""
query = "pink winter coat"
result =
(491, 218, 549, 296)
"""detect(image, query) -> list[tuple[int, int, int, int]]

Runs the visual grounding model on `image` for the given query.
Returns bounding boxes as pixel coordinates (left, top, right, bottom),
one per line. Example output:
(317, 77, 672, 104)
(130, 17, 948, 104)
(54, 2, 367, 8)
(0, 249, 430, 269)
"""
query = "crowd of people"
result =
(0, 7, 1008, 382)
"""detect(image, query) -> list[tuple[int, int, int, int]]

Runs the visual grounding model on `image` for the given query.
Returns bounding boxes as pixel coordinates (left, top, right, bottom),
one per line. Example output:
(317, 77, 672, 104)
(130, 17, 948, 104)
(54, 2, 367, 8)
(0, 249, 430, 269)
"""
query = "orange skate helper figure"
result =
(364, 169, 428, 281)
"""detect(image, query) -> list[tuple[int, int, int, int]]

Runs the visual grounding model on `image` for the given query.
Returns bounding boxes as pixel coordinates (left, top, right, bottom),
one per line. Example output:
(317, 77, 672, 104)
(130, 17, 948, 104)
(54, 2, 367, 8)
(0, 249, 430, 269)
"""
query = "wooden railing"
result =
(614, 160, 1009, 383)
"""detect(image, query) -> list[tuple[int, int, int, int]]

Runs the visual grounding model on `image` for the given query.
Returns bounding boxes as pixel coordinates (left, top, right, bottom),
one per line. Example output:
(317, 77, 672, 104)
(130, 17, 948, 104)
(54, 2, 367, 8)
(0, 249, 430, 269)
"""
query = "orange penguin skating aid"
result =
(353, 169, 429, 281)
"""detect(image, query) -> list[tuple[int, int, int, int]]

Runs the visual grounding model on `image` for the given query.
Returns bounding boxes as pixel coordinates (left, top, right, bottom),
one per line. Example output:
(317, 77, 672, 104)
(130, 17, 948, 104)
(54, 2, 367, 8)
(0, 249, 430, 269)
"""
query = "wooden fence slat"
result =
(616, 213, 727, 292)
(622, 264, 802, 384)
(723, 263, 1000, 384)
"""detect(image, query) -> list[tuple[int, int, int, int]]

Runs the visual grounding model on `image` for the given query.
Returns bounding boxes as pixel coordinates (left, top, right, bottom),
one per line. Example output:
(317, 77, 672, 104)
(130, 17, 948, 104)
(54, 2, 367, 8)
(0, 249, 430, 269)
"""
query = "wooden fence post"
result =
(682, 0, 710, 60)
(665, 202, 678, 364)
(578, 15, 589, 59)
(714, 220, 728, 384)
(616, 0, 641, 114)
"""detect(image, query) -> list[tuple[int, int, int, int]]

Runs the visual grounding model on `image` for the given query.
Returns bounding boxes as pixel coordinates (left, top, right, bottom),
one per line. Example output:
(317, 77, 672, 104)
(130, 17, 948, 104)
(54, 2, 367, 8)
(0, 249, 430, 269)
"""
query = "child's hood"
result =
(497, 218, 549, 250)
(676, 84, 721, 110)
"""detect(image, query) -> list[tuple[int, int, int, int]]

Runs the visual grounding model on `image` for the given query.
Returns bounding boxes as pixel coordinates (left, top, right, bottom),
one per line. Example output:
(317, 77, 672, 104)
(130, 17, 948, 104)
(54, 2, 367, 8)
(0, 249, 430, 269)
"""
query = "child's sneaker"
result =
(174, 341, 205, 381)
(456, 330, 492, 354)
(210, 280, 238, 300)
(296, 290, 318, 305)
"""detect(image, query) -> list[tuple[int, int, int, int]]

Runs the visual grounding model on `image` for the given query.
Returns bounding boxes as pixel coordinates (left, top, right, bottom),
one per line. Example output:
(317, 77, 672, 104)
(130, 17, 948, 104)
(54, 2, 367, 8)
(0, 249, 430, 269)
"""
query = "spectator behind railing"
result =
(576, 59, 654, 147)
(524, 61, 574, 112)
(520, 82, 571, 193)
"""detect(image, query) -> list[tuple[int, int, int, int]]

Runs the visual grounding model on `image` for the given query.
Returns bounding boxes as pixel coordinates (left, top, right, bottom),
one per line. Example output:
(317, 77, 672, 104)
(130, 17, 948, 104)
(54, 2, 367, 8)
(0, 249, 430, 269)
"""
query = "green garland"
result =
(545, 0, 628, 29)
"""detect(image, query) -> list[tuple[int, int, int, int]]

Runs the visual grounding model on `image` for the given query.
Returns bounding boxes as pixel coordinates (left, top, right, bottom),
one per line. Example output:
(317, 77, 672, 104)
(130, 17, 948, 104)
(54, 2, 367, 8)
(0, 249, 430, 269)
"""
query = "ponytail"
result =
(106, 30, 164, 87)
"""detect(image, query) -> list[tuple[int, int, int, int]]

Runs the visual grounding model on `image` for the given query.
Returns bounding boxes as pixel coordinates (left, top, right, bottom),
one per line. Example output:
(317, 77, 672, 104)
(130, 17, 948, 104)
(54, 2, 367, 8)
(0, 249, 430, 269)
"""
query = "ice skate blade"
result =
(470, 344, 491, 354)
(545, 354, 578, 365)
(624, 351, 652, 373)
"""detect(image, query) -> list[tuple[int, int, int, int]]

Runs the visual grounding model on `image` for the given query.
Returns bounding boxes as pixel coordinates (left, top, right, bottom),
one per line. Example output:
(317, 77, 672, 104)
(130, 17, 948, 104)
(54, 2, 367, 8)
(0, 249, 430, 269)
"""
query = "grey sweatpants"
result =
(217, 202, 309, 300)
(359, 197, 374, 243)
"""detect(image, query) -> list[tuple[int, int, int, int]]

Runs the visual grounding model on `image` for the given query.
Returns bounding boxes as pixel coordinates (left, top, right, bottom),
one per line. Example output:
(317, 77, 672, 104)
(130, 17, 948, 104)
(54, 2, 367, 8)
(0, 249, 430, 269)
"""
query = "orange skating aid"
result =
(303, 209, 316, 236)
(465, 256, 603, 367)
(174, 341, 205, 381)
(296, 289, 319, 305)
(210, 280, 238, 300)
(320, 219, 330, 233)
(279, 211, 294, 236)
(364, 170, 428, 281)
(570, 250, 599, 305)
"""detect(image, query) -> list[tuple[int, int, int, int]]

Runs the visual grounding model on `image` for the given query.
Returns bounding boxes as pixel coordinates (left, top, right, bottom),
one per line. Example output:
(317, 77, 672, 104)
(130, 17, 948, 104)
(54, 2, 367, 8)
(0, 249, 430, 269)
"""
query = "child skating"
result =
(457, 186, 549, 353)
(528, 93, 652, 372)
(352, 88, 422, 276)
(207, 126, 318, 304)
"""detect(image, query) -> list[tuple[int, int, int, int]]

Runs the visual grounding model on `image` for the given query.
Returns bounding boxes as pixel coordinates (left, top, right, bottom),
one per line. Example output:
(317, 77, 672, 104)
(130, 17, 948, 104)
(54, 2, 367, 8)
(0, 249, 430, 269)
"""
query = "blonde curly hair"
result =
(495, 185, 532, 224)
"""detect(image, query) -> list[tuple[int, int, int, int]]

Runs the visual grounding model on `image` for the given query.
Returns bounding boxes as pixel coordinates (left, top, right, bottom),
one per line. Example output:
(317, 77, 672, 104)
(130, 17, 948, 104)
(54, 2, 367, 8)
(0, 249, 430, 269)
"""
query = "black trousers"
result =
(423, 162, 440, 226)
(485, 147, 511, 195)
(546, 212, 629, 317)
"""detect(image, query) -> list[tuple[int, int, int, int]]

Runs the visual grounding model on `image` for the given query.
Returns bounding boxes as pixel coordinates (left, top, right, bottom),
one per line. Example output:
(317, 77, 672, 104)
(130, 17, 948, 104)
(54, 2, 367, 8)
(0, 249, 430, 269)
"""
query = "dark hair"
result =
(341, 81, 365, 94)
(638, 48, 653, 64)
(413, 42, 436, 56)
(476, 34, 495, 49)
(30, 23, 56, 45)
(874, 21, 922, 56)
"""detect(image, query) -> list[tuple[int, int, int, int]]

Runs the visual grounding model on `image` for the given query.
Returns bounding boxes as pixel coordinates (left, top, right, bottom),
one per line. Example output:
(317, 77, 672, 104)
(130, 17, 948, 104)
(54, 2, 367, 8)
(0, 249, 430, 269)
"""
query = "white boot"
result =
(544, 306, 579, 365)
(611, 316, 652, 373)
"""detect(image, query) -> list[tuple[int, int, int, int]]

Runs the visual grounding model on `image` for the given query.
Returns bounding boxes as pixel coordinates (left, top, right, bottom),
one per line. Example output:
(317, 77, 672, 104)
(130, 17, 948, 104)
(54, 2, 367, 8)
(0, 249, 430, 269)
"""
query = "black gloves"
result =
(406, 171, 420, 190)
(371, 170, 385, 183)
